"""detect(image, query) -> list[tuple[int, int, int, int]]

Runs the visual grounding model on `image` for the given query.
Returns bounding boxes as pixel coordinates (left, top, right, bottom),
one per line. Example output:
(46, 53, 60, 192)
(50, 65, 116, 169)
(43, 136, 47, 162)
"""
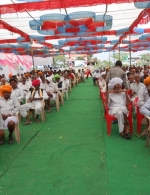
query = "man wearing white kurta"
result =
(20, 79, 48, 124)
(0, 84, 20, 145)
(130, 74, 145, 101)
(9, 78, 24, 103)
(107, 77, 131, 139)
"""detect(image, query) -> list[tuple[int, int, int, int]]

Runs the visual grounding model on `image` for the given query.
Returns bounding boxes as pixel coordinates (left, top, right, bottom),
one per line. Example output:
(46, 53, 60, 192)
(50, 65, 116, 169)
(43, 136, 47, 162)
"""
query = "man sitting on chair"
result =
(20, 79, 48, 124)
(0, 84, 20, 145)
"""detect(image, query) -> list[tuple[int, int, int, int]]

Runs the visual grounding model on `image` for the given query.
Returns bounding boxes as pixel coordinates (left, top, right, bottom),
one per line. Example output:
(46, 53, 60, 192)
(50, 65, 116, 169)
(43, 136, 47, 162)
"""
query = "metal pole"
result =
(32, 50, 34, 70)
(119, 44, 120, 60)
(129, 34, 131, 67)
(109, 51, 110, 67)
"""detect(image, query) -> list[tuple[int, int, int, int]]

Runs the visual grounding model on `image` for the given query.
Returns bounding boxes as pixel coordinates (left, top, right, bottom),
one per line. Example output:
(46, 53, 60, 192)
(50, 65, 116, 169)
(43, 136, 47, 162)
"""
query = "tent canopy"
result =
(0, 0, 150, 56)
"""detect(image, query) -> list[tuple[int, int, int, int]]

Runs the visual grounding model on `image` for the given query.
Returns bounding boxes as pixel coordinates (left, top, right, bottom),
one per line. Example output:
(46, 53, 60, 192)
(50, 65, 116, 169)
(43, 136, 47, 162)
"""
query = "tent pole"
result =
(129, 34, 131, 67)
(119, 44, 120, 60)
(32, 51, 35, 70)
(109, 51, 110, 67)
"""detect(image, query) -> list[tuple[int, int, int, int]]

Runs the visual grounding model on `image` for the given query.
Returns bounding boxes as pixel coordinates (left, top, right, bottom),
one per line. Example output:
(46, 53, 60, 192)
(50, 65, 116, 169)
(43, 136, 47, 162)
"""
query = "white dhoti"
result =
(109, 106, 128, 133)
(20, 102, 43, 117)
(1, 116, 18, 130)
(51, 93, 56, 101)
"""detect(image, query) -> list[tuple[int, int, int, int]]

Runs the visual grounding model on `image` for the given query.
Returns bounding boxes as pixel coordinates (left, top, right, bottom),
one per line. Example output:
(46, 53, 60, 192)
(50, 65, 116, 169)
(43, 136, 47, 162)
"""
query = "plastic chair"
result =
(30, 100, 46, 121)
(133, 97, 145, 134)
(14, 112, 20, 143)
(104, 104, 133, 136)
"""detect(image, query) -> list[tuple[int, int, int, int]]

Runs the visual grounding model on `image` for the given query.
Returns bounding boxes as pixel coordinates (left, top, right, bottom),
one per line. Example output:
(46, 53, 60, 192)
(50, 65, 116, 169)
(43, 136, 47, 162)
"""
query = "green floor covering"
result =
(1, 79, 150, 195)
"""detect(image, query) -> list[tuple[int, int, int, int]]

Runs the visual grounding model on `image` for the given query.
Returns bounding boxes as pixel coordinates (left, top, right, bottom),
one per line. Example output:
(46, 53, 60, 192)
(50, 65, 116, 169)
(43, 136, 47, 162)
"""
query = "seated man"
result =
(130, 73, 145, 101)
(99, 72, 106, 92)
(19, 77, 30, 97)
(139, 76, 150, 136)
(9, 78, 24, 103)
(20, 79, 48, 124)
(126, 72, 134, 90)
(106, 77, 131, 139)
(0, 85, 20, 145)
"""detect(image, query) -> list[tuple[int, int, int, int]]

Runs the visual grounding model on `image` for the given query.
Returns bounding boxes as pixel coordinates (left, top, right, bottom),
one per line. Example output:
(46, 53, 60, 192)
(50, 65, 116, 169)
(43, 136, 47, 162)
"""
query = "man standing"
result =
(92, 70, 101, 85)
(106, 61, 126, 89)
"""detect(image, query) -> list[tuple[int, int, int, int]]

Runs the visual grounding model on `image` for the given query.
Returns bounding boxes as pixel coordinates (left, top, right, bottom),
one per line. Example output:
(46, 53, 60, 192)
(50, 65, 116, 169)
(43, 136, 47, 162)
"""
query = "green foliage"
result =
(76, 56, 85, 60)
(53, 55, 66, 66)
(139, 53, 150, 65)
(111, 52, 128, 62)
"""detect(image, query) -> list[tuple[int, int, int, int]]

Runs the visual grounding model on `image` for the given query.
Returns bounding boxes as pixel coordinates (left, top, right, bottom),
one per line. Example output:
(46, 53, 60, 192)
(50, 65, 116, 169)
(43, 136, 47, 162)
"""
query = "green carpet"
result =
(1, 79, 150, 195)
(0, 79, 109, 195)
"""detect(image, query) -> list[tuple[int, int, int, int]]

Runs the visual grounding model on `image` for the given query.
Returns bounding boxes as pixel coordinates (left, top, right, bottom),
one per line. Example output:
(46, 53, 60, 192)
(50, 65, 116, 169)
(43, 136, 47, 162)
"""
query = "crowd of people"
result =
(1, 62, 150, 145)
(93, 61, 150, 140)
(0, 68, 87, 145)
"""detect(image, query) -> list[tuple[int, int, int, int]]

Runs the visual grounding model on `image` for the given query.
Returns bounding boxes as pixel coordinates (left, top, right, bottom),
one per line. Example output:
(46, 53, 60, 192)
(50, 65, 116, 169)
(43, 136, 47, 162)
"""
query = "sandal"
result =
(120, 133, 127, 139)
(125, 132, 131, 139)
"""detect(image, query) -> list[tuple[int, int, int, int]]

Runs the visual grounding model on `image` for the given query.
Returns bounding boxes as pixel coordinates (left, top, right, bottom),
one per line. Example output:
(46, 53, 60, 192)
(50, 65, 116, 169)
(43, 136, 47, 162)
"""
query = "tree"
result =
(53, 55, 66, 66)
(139, 53, 150, 65)
(111, 52, 128, 62)
(76, 56, 85, 60)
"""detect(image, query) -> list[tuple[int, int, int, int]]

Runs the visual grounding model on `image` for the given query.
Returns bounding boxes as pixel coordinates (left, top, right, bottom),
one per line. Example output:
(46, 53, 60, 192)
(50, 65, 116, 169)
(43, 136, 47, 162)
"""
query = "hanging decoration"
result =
(29, 12, 113, 36)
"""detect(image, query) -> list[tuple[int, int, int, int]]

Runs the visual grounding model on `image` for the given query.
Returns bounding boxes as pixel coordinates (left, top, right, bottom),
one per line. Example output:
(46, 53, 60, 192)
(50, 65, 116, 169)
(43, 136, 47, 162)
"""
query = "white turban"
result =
(101, 71, 106, 76)
(46, 77, 52, 82)
(108, 77, 123, 89)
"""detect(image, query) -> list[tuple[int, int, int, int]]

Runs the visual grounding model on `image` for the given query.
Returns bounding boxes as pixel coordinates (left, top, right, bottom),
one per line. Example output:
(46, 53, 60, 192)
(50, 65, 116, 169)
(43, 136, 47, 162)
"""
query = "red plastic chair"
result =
(104, 104, 133, 136)
(133, 97, 145, 134)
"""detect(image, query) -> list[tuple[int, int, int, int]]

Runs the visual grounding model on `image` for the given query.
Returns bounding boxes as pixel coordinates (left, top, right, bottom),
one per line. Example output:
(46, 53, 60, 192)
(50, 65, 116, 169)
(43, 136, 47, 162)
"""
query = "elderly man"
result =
(99, 72, 106, 92)
(9, 78, 24, 103)
(0, 84, 20, 144)
(139, 76, 150, 136)
(20, 79, 48, 124)
(106, 60, 126, 89)
(130, 73, 145, 101)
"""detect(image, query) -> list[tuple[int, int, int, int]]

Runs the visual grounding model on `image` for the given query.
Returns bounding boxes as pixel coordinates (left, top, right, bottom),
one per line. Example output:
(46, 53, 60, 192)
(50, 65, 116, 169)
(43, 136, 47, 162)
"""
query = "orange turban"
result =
(144, 76, 150, 85)
(24, 73, 29, 77)
(38, 72, 43, 75)
(0, 84, 12, 97)
(9, 74, 13, 78)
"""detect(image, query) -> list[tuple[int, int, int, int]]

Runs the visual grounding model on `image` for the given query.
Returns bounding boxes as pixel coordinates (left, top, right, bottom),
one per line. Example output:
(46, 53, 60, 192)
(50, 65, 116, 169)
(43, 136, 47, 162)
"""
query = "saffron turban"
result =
(32, 79, 40, 87)
(38, 72, 43, 75)
(144, 76, 150, 85)
(9, 74, 13, 78)
(24, 73, 29, 77)
(108, 77, 123, 89)
(0, 84, 12, 97)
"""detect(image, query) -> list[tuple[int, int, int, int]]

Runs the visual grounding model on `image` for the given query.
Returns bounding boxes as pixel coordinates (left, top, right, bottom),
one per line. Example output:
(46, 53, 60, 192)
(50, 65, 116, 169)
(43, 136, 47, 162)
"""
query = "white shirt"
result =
(11, 87, 24, 102)
(138, 86, 149, 107)
(26, 89, 48, 103)
(93, 72, 101, 79)
(19, 82, 30, 92)
(0, 96, 20, 115)
(140, 97, 150, 116)
(108, 92, 126, 109)
(130, 82, 145, 96)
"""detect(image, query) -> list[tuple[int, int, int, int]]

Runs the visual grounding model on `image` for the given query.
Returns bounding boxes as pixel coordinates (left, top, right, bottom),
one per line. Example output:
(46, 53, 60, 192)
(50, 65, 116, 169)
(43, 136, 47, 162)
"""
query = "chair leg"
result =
(55, 97, 60, 111)
(137, 116, 143, 134)
(14, 123, 20, 143)
(41, 108, 45, 121)
(106, 117, 112, 135)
